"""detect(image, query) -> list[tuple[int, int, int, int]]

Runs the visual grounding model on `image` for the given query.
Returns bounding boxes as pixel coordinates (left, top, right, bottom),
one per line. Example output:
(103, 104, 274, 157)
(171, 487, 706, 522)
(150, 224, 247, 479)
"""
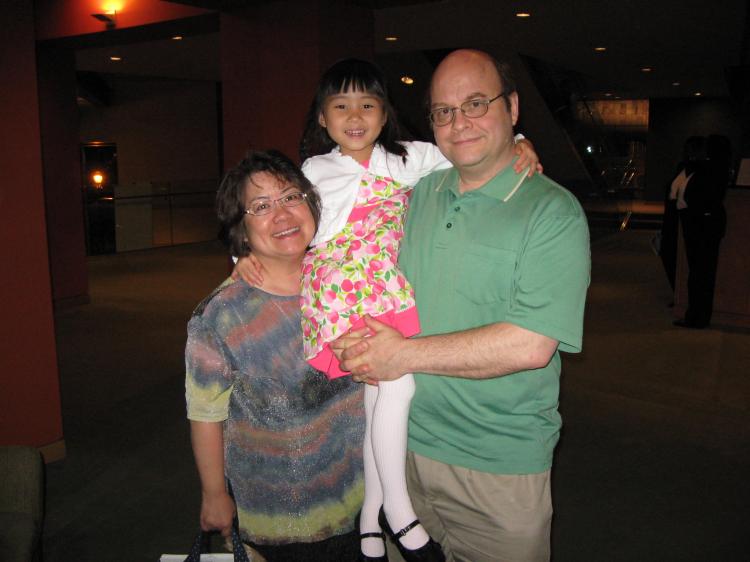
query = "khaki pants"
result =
(387, 452, 552, 562)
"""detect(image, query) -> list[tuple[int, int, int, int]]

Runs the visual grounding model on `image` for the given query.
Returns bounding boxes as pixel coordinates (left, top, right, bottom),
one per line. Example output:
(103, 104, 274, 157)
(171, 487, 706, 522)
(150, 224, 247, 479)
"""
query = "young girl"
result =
(236, 59, 540, 561)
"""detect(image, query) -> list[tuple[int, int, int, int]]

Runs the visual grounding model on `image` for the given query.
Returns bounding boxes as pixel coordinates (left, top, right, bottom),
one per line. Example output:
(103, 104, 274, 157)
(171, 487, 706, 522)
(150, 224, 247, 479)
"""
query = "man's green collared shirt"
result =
(399, 164, 590, 474)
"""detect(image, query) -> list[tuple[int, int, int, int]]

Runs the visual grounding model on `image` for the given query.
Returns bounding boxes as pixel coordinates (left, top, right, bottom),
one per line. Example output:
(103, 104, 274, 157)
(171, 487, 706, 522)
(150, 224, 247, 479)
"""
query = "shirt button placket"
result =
(446, 203, 461, 230)
(436, 194, 460, 247)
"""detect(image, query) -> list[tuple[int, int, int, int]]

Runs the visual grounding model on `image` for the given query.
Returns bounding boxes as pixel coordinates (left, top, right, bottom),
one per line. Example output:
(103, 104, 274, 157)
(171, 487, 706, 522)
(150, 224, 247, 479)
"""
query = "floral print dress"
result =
(300, 171, 420, 379)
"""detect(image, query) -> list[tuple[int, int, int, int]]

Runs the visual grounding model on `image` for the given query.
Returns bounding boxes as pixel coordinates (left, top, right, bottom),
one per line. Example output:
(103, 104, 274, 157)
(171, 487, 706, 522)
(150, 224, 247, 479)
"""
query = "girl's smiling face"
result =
(318, 88, 386, 163)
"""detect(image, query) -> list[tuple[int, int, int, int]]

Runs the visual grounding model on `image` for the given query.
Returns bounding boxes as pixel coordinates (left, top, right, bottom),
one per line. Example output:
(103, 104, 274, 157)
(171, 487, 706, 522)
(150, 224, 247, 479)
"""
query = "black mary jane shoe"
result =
(359, 531, 388, 562)
(378, 509, 445, 562)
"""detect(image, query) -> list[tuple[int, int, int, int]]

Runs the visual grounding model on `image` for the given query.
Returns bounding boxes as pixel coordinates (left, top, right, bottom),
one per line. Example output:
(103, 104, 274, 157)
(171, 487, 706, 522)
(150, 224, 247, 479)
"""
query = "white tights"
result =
(359, 374, 430, 557)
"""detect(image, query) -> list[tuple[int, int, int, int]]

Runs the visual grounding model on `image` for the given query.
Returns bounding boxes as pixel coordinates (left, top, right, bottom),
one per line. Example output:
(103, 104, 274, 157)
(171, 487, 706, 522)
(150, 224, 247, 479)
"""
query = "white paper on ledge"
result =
(159, 553, 234, 562)
(735, 158, 750, 187)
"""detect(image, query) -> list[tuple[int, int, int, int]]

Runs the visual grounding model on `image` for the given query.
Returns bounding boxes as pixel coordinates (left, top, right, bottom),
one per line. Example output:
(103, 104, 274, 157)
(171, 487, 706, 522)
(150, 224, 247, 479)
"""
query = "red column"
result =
(220, 0, 373, 168)
(0, 0, 65, 461)
(36, 45, 89, 304)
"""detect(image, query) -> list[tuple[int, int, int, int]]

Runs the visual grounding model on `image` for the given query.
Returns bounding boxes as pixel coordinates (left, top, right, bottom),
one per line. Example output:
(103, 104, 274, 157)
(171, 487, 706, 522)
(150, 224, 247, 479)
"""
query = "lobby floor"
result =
(44, 230, 750, 561)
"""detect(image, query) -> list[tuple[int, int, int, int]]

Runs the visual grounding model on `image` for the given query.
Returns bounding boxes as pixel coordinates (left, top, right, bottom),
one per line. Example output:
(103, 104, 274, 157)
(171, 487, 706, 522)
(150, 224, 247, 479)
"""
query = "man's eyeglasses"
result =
(429, 92, 507, 127)
(245, 191, 308, 216)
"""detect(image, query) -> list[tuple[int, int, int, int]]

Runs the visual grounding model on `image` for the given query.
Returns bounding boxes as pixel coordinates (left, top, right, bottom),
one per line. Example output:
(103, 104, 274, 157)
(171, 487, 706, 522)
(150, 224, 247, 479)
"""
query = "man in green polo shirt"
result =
(335, 49, 590, 561)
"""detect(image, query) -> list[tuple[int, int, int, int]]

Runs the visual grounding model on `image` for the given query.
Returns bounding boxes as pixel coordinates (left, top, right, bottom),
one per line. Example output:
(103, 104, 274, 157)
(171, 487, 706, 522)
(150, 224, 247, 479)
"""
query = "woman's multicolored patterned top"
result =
(185, 279, 365, 545)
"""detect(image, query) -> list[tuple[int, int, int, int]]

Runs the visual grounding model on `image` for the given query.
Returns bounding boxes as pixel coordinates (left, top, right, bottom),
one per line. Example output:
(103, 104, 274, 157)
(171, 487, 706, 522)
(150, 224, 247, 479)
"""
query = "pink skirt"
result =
(307, 306, 420, 379)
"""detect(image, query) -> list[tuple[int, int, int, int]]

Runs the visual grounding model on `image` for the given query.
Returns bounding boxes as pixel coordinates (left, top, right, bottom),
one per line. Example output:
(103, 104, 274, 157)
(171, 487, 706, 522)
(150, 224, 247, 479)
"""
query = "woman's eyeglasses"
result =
(245, 192, 308, 216)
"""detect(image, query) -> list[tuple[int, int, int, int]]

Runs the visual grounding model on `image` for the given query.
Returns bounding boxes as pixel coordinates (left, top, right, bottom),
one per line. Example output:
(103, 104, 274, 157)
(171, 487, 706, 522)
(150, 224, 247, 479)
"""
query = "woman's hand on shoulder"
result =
(200, 489, 235, 537)
(514, 138, 543, 177)
(231, 254, 264, 286)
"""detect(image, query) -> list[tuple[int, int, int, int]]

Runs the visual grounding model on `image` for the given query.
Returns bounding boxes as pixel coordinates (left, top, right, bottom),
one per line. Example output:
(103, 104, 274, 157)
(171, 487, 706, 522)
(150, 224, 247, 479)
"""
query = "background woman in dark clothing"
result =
(674, 135, 732, 328)
(660, 137, 706, 291)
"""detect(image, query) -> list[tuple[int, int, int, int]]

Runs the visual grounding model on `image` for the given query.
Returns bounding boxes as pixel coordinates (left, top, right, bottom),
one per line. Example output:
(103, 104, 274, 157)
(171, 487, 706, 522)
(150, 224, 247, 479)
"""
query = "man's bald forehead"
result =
(440, 48, 493, 68)
(430, 49, 504, 100)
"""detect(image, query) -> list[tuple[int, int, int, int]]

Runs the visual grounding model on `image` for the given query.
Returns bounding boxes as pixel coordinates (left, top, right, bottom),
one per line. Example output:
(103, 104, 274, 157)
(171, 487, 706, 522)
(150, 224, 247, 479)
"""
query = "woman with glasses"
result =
(186, 150, 366, 561)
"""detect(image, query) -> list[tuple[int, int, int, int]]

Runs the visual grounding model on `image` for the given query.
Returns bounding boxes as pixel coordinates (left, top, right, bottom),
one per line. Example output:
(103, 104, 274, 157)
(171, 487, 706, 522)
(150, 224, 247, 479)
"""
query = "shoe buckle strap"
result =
(394, 519, 420, 538)
(360, 531, 385, 540)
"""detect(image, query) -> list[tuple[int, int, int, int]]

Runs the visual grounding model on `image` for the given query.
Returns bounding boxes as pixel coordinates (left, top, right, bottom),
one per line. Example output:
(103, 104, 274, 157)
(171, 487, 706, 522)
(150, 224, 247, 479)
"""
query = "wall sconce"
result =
(92, 171, 105, 188)
(92, 12, 117, 29)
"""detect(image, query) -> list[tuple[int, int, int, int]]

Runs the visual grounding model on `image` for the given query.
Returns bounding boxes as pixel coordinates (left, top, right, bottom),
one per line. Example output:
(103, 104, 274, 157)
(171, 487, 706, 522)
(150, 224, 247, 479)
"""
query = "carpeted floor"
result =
(43, 231, 750, 561)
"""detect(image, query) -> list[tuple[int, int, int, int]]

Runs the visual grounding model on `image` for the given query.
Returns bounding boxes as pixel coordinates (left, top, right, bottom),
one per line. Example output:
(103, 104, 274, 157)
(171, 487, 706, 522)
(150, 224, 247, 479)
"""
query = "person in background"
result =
(659, 137, 702, 292)
(673, 135, 731, 328)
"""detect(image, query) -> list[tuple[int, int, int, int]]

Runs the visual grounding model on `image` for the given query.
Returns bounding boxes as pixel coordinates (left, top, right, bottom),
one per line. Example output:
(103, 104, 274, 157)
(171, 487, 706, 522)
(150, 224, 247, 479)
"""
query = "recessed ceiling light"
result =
(594, 47, 606, 52)
(672, 82, 681, 86)
(400, 76, 414, 85)
(172, 35, 183, 40)
(109, 56, 122, 61)
(604, 93, 613, 97)
(516, 12, 531, 18)
(694, 92, 702, 96)
(385, 36, 398, 42)
(641, 67, 652, 72)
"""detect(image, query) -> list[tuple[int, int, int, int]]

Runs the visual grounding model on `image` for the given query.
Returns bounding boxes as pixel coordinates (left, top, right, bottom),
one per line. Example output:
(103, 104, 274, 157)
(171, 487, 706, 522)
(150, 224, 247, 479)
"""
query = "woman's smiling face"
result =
(242, 171, 315, 266)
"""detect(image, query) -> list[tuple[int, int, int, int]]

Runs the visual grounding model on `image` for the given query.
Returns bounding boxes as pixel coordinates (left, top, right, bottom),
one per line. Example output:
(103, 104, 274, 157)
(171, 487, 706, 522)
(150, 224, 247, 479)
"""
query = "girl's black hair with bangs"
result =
(299, 58, 409, 162)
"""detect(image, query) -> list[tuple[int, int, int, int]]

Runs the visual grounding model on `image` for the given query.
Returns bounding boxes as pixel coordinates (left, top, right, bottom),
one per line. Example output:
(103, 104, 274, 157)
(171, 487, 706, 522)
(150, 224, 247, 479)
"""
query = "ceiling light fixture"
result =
(641, 67, 652, 72)
(385, 36, 398, 42)
(516, 12, 531, 18)
(109, 56, 122, 61)
(694, 92, 702, 96)
(672, 82, 680, 86)
(172, 35, 183, 41)
(594, 47, 606, 52)
(91, 12, 116, 29)
(400, 76, 414, 85)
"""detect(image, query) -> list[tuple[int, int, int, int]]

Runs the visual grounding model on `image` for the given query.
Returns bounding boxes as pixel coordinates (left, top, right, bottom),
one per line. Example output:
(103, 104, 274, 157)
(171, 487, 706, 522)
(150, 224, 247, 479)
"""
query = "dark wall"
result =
(220, 6, 317, 167)
(647, 97, 742, 200)
(79, 76, 220, 184)
(0, 0, 64, 452)
(37, 45, 89, 303)
(220, 0, 373, 168)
